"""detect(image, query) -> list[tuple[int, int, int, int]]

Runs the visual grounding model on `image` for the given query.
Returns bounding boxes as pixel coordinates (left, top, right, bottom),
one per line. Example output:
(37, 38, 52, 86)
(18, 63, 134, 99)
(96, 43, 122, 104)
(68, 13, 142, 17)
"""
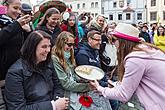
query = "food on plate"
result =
(76, 67, 92, 75)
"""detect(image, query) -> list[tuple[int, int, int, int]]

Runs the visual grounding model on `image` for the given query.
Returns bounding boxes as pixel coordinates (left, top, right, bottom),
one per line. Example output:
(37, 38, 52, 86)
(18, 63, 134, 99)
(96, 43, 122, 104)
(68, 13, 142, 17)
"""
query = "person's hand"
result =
(89, 80, 100, 90)
(22, 24, 31, 32)
(17, 14, 32, 26)
(54, 97, 69, 110)
(108, 80, 114, 88)
(88, 83, 96, 90)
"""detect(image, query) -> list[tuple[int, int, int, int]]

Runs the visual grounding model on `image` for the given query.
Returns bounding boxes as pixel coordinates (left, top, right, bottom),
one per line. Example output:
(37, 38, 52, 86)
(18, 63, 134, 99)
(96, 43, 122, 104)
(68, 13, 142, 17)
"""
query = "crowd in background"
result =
(0, 0, 165, 110)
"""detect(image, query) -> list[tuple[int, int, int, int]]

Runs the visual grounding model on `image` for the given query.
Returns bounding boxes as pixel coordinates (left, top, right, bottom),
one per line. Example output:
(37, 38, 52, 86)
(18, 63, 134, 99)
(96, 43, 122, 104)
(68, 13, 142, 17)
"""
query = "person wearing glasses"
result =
(90, 23, 165, 110)
(75, 30, 112, 110)
(76, 30, 108, 87)
(51, 31, 96, 110)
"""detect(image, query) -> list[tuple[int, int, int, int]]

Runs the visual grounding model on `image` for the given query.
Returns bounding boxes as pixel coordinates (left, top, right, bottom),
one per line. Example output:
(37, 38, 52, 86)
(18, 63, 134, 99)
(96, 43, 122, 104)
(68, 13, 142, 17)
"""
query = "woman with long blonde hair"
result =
(51, 31, 91, 110)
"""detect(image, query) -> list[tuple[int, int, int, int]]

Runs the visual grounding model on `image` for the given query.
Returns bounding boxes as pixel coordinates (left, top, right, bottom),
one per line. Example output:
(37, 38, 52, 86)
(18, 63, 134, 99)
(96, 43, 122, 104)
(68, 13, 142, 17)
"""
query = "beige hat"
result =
(112, 23, 141, 42)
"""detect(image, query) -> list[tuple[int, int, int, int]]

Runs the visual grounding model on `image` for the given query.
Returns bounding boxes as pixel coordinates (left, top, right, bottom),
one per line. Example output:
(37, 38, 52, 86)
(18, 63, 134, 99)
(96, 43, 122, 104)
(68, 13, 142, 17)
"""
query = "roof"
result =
(123, 7, 135, 12)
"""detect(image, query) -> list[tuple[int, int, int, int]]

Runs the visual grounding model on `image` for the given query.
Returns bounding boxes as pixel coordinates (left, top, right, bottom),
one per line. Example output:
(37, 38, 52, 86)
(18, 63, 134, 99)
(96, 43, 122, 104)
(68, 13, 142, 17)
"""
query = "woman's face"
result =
(158, 27, 164, 35)
(36, 38, 51, 64)
(6, 0, 21, 20)
(96, 16, 105, 27)
(46, 13, 61, 31)
(68, 16, 75, 27)
(64, 37, 75, 52)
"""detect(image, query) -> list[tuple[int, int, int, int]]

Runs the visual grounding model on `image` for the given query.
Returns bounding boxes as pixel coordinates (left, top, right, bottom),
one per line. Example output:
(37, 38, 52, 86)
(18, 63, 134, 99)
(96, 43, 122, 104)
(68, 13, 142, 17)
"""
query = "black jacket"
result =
(0, 20, 25, 80)
(4, 59, 64, 110)
(139, 31, 151, 43)
(36, 25, 61, 46)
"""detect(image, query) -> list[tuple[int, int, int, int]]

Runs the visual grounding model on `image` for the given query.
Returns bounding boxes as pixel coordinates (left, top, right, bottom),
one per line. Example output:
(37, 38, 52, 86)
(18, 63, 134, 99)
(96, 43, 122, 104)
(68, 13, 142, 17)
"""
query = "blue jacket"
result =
(75, 43, 108, 87)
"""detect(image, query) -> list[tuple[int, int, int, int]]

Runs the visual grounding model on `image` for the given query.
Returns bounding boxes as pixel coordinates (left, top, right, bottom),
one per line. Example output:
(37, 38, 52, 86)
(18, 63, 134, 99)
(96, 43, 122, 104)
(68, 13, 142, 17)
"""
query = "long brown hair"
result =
(52, 31, 76, 71)
(37, 8, 60, 27)
(117, 39, 162, 81)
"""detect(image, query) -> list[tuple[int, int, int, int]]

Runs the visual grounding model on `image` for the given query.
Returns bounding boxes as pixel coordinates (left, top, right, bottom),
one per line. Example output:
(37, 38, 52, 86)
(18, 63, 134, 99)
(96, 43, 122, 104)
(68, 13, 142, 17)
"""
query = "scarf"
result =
(0, 14, 13, 27)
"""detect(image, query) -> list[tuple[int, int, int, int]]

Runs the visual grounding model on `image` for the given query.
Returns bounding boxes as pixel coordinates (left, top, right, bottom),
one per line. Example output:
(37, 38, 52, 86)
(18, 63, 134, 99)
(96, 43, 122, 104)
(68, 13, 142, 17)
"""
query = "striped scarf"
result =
(0, 14, 13, 27)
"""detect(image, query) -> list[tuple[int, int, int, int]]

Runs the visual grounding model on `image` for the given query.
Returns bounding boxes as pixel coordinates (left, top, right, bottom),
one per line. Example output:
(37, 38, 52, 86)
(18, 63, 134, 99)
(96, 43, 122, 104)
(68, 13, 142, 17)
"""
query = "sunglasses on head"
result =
(65, 42, 75, 47)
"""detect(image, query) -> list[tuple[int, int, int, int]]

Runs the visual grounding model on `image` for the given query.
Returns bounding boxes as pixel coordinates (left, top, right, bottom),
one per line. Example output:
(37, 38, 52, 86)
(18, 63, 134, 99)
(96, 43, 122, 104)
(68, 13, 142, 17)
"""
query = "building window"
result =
(109, 14, 113, 20)
(95, 2, 98, 8)
(150, 12, 157, 21)
(118, 14, 122, 20)
(91, 13, 94, 17)
(70, 4, 72, 9)
(163, 11, 165, 20)
(91, 2, 94, 8)
(113, 2, 117, 8)
(151, 0, 156, 6)
(126, 13, 131, 20)
(82, 3, 85, 8)
(77, 4, 80, 9)
(119, 1, 124, 8)
(137, 13, 142, 20)
(95, 13, 98, 17)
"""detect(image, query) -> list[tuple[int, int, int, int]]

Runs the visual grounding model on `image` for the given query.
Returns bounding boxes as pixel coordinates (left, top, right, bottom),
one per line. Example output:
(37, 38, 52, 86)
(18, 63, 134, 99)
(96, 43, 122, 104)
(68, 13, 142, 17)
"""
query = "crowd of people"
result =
(0, 0, 165, 110)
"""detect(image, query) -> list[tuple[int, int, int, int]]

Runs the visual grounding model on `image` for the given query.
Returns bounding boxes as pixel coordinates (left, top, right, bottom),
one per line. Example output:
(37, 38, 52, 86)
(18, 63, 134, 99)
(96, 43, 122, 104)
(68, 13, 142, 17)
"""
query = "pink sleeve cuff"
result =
(51, 100, 56, 110)
(97, 86, 105, 92)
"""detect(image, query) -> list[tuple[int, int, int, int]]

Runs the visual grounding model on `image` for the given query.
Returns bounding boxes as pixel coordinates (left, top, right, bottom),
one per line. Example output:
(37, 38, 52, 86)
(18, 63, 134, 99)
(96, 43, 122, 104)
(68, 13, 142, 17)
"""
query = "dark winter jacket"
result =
(0, 15, 25, 80)
(36, 25, 61, 46)
(4, 59, 64, 110)
(75, 43, 108, 87)
(139, 31, 151, 43)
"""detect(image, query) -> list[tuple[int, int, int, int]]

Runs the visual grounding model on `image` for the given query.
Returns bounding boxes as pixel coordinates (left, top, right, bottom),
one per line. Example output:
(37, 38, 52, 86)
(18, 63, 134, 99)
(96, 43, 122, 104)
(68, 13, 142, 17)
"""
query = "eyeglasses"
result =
(91, 37, 102, 42)
(65, 42, 75, 47)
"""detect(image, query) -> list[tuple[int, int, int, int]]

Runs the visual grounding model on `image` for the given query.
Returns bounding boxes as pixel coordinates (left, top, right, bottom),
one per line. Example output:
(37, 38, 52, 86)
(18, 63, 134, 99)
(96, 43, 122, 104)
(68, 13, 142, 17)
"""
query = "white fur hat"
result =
(112, 23, 141, 42)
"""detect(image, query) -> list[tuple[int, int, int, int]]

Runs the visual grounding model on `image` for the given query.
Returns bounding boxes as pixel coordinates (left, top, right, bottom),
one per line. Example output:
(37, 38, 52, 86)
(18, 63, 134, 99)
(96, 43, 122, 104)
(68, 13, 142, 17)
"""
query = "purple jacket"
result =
(98, 46, 165, 110)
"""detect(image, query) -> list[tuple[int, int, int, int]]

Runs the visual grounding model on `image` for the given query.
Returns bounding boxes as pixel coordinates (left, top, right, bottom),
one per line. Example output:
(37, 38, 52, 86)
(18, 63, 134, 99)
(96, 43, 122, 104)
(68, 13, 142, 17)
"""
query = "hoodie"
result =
(97, 45, 165, 110)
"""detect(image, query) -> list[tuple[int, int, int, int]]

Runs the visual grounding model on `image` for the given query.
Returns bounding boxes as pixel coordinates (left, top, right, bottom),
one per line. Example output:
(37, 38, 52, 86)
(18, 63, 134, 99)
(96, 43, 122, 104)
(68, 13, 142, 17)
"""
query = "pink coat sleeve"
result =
(98, 58, 145, 102)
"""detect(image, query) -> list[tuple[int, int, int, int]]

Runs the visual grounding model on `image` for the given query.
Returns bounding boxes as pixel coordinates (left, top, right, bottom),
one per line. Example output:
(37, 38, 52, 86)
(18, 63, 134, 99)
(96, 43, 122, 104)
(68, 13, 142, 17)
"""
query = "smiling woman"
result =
(36, 7, 61, 46)
(4, 30, 69, 110)
(0, 0, 32, 80)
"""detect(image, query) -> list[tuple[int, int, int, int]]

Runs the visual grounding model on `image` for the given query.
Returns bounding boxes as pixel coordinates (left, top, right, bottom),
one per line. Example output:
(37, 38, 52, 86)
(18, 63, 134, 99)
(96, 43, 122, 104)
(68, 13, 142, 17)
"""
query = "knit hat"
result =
(112, 23, 141, 42)
(21, 3, 32, 13)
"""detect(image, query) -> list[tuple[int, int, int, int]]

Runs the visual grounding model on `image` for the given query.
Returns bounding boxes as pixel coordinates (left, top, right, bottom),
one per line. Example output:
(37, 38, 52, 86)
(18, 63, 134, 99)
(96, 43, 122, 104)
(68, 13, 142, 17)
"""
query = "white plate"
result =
(75, 65, 104, 81)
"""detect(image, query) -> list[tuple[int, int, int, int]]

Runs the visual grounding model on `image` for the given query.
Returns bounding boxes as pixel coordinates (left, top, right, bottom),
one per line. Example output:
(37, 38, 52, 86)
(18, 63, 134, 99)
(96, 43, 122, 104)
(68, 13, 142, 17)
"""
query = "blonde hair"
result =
(52, 31, 76, 71)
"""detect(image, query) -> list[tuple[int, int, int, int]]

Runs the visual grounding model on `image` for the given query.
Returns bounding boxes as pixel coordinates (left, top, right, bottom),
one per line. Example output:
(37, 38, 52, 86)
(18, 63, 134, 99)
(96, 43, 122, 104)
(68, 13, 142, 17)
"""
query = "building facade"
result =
(102, 0, 147, 24)
(63, 0, 102, 17)
(146, 0, 165, 25)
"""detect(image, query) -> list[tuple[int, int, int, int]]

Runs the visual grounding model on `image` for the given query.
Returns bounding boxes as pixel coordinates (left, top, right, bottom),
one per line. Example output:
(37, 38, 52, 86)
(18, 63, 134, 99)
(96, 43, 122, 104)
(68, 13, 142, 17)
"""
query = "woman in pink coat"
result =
(91, 23, 165, 110)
